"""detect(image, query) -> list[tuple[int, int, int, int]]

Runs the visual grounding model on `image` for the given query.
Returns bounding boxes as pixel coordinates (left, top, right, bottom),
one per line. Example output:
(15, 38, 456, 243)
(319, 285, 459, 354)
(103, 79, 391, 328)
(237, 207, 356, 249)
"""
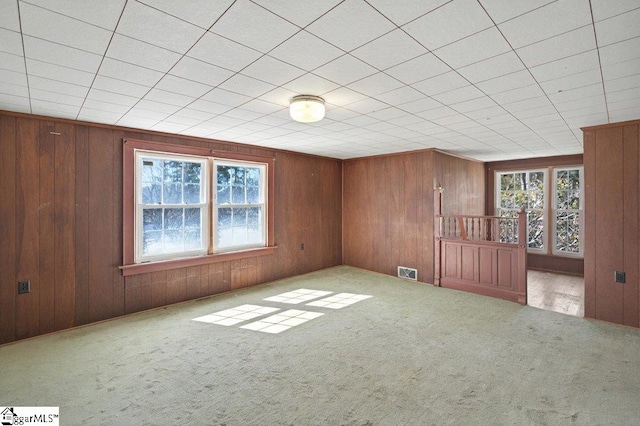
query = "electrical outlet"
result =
(615, 271, 626, 283)
(301, 243, 305, 250)
(18, 280, 30, 294)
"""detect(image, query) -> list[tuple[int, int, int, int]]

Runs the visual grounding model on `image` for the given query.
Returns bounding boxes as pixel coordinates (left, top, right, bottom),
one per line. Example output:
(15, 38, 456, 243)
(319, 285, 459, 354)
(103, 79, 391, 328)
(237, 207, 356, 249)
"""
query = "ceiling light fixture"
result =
(289, 95, 325, 123)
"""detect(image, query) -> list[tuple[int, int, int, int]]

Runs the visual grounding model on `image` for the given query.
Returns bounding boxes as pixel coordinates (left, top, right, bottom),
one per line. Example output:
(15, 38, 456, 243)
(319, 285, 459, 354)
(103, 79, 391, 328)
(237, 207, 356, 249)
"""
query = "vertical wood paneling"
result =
(623, 124, 639, 327)
(88, 127, 115, 321)
(54, 122, 76, 330)
(38, 121, 56, 334)
(594, 127, 625, 324)
(0, 115, 17, 343)
(497, 250, 513, 289)
(74, 125, 90, 325)
(15, 118, 40, 339)
(583, 130, 596, 318)
(0, 112, 343, 343)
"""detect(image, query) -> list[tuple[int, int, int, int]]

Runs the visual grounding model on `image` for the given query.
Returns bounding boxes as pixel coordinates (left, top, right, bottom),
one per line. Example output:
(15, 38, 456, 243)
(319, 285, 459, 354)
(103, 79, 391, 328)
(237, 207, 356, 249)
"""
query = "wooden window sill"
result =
(119, 246, 277, 276)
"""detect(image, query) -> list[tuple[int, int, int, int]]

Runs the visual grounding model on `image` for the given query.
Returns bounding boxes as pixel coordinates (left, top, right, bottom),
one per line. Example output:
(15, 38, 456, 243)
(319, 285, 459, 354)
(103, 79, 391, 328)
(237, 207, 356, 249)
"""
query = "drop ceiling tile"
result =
(457, 51, 525, 84)
(516, 26, 597, 68)
(465, 106, 509, 120)
(348, 72, 404, 97)
(386, 114, 424, 127)
(513, 105, 558, 120)
(554, 95, 606, 113)
(0, 27, 24, 56)
(529, 50, 600, 83)
(324, 107, 361, 121)
(188, 99, 234, 115)
(258, 87, 299, 107)
(31, 99, 80, 115)
(590, 0, 640, 22)
(321, 87, 367, 106)
(412, 71, 469, 96)
(476, 70, 538, 95)
(601, 57, 640, 81)
(25, 0, 126, 29)
(434, 27, 511, 70)
(211, 0, 298, 53)
(548, 83, 604, 104)
(117, 1, 205, 53)
(367, 107, 409, 121)
(598, 37, 640, 66)
(77, 108, 123, 124)
(252, 0, 342, 28)
(0, 0, 20, 31)
(20, 2, 112, 54)
(595, 8, 640, 47)
(241, 56, 305, 86)
(174, 107, 217, 122)
(432, 85, 485, 105)
(0, 68, 28, 87)
(87, 88, 139, 107)
(416, 106, 458, 120)
(30, 88, 84, 106)
(153, 75, 211, 99)
(269, 30, 343, 71)
(375, 86, 424, 105)
(398, 97, 443, 114)
(503, 95, 553, 113)
(351, 29, 428, 70)
(106, 34, 182, 73)
(0, 81, 29, 98)
(91, 75, 150, 98)
(144, 89, 195, 107)
(490, 84, 546, 105)
(117, 115, 160, 128)
(29, 75, 89, 98)
(125, 106, 171, 121)
(187, 32, 262, 72)
(238, 99, 285, 115)
(478, 0, 555, 24)
(498, 0, 592, 49)
(403, 0, 493, 50)
(82, 99, 131, 114)
(23, 36, 102, 74)
(306, 0, 395, 52)
(540, 68, 603, 94)
(365, 0, 449, 26)
(313, 54, 377, 85)
(386, 54, 450, 87)
(169, 56, 234, 87)
(282, 73, 340, 96)
(26, 58, 95, 86)
(137, 0, 233, 29)
(0, 51, 25, 73)
(451, 96, 500, 113)
(610, 108, 640, 122)
(98, 58, 164, 87)
(150, 121, 192, 133)
(200, 88, 251, 107)
(343, 97, 388, 114)
(605, 73, 640, 92)
(606, 86, 640, 103)
(221, 108, 263, 121)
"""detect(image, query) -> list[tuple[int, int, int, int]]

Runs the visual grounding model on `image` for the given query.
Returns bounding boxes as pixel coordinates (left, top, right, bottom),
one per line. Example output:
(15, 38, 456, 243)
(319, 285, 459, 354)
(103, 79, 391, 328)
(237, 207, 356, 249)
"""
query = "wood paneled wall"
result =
(583, 120, 640, 328)
(342, 150, 484, 284)
(485, 154, 585, 276)
(0, 112, 342, 344)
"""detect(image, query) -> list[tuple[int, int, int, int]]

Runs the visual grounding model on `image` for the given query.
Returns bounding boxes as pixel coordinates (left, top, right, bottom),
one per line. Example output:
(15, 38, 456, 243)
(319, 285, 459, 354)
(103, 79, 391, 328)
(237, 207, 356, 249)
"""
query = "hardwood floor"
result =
(527, 270, 584, 317)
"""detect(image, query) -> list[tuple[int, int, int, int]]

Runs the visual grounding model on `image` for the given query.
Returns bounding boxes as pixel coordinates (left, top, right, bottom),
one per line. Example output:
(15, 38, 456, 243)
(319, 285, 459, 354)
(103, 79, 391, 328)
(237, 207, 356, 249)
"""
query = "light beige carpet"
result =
(1, 266, 639, 425)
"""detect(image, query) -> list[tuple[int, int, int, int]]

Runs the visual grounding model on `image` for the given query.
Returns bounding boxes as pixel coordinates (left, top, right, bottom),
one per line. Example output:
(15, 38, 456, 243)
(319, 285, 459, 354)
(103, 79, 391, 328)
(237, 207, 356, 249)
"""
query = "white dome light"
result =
(289, 95, 325, 123)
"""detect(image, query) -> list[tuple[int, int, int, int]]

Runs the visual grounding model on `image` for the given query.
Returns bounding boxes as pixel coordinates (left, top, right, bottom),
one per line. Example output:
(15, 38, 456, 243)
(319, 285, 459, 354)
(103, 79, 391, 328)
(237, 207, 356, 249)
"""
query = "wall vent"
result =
(398, 266, 418, 281)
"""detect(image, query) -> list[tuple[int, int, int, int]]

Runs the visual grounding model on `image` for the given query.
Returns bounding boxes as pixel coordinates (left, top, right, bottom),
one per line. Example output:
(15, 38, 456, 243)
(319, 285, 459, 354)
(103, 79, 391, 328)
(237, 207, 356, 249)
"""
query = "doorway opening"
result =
(527, 269, 584, 317)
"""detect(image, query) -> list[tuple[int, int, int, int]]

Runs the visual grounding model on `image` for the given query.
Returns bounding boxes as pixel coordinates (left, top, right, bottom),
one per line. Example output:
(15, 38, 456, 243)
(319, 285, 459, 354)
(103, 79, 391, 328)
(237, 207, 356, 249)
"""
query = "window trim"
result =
(495, 169, 547, 254)
(121, 139, 276, 276)
(551, 166, 584, 257)
(494, 165, 583, 259)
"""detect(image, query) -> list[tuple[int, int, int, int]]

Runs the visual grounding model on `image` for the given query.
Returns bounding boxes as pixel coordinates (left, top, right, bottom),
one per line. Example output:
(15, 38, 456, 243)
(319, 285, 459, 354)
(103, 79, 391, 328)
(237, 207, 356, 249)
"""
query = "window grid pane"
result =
(554, 168, 582, 254)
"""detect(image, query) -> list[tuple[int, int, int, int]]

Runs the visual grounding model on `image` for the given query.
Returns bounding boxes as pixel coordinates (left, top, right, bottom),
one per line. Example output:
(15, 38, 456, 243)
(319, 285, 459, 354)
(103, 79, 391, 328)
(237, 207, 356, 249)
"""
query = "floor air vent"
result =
(398, 266, 418, 281)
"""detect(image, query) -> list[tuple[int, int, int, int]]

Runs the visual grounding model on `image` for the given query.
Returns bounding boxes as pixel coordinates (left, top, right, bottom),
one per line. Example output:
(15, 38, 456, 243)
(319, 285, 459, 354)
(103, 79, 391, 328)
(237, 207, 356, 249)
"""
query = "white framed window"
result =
(125, 140, 274, 269)
(496, 170, 546, 252)
(552, 167, 583, 256)
(135, 151, 209, 263)
(214, 159, 267, 251)
(495, 166, 583, 258)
